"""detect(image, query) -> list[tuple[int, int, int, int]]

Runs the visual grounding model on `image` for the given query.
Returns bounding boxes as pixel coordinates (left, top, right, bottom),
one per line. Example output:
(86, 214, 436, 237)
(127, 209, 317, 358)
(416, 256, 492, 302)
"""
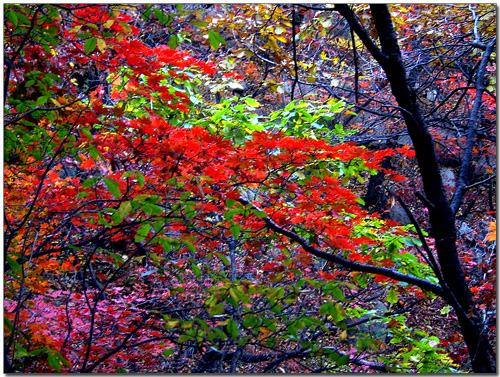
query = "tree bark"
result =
(335, 4, 496, 373)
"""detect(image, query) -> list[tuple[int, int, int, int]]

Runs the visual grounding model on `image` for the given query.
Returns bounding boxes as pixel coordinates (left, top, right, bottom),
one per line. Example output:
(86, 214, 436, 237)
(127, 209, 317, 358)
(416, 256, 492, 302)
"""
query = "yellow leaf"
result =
(165, 320, 179, 329)
(275, 25, 285, 35)
(103, 19, 114, 28)
(339, 329, 347, 341)
(50, 98, 62, 107)
(274, 34, 287, 44)
(96, 38, 107, 53)
(69, 25, 82, 33)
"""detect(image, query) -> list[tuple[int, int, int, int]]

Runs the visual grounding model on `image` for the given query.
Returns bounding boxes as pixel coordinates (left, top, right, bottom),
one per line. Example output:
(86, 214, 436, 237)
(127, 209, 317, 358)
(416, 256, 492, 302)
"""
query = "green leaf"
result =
(6, 10, 18, 27)
(135, 223, 151, 242)
(229, 224, 241, 239)
(208, 302, 225, 316)
(225, 199, 236, 208)
(133, 194, 154, 203)
(109, 252, 125, 268)
(121, 171, 135, 179)
(337, 354, 350, 366)
(208, 30, 226, 50)
(103, 178, 121, 198)
(229, 287, 240, 303)
(111, 211, 123, 225)
(14, 345, 29, 358)
(84, 23, 99, 31)
(136, 171, 145, 187)
(75, 32, 93, 39)
(440, 305, 452, 315)
(182, 240, 197, 253)
(142, 202, 163, 215)
(168, 34, 179, 49)
(36, 95, 49, 105)
(227, 319, 239, 339)
(163, 348, 174, 358)
(16, 11, 30, 25)
(118, 201, 132, 219)
(6, 256, 23, 277)
(330, 286, 345, 301)
(4, 317, 13, 331)
(224, 208, 243, 220)
(243, 316, 260, 329)
(47, 352, 61, 372)
(28, 347, 49, 357)
(157, 237, 172, 253)
(53, 351, 71, 367)
(88, 143, 102, 161)
(141, 6, 152, 20)
(387, 288, 398, 305)
(251, 209, 267, 218)
(180, 191, 192, 200)
(232, 287, 251, 304)
(403, 236, 422, 247)
(81, 127, 93, 140)
(190, 19, 207, 28)
(217, 253, 230, 266)
(319, 302, 332, 316)
(117, 21, 132, 34)
(153, 8, 171, 25)
(84, 37, 97, 55)
(191, 263, 202, 278)
(224, 294, 239, 307)
(233, 128, 246, 144)
(184, 204, 195, 219)
(319, 302, 346, 322)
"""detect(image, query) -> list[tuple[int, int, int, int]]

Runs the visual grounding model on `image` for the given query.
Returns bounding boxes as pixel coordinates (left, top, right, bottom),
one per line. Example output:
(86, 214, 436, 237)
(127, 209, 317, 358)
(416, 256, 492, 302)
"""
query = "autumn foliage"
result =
(4, 4, 496, 373)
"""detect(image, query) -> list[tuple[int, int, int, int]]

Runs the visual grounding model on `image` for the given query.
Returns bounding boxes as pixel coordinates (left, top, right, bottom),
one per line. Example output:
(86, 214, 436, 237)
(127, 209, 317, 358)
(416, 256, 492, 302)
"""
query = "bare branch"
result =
(451, 37, 496, 215)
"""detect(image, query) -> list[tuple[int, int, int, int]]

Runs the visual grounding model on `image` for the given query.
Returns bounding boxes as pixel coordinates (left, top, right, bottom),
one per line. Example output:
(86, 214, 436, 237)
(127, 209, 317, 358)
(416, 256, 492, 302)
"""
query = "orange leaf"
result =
(486, 221, 496, 241)
(386, 318, 400, 328)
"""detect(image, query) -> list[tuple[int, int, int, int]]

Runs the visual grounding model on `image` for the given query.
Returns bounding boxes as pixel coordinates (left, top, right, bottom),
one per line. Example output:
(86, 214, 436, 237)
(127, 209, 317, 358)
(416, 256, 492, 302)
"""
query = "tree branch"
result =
(451, 37, 496, 215)
(290, 6, 300, 101)
(333, 5, 388, 65)
(239, 198, 444, 297)
(4, 97, 87, 128)
(465, 174, 496, 190)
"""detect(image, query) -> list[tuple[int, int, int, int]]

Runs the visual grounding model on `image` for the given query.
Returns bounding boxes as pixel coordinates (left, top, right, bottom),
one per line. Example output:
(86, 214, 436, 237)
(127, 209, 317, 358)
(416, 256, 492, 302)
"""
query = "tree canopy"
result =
(4, 4, 496, 373)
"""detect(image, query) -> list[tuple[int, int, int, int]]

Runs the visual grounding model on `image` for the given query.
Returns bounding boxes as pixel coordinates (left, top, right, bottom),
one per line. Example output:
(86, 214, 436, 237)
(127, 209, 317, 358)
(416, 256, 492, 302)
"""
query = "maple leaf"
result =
(396, 145, 416, 158)
(318, 271, 337, 281)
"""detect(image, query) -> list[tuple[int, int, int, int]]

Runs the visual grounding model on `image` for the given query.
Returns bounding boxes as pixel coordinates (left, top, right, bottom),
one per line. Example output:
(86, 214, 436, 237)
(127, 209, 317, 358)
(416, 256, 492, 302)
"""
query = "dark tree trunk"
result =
(364, 154, 391, 214)
(335, 4, 496, 373)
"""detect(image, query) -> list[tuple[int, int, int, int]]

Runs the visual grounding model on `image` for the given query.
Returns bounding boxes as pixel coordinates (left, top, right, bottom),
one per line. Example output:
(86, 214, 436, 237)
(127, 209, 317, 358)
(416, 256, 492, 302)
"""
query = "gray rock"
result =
(389, 204, 412, 225)
(459, 222, 475, 242)
(441, 168, 456, 189)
